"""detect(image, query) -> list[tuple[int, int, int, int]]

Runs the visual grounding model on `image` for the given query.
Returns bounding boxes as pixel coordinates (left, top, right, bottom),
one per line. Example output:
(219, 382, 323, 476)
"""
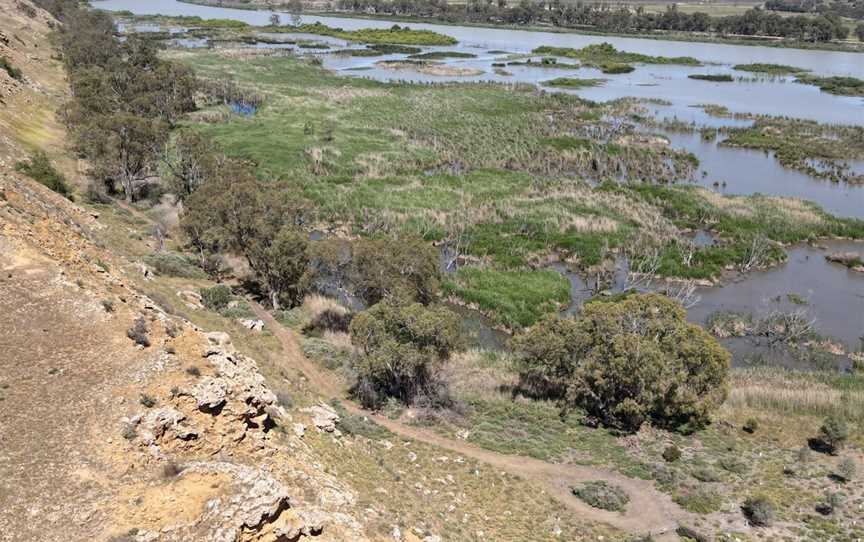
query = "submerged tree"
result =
(512, 293, 730, 432)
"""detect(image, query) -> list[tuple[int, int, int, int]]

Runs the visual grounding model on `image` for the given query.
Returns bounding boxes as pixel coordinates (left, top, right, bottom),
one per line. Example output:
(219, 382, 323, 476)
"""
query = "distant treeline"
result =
(766, 0, 864, 20)
(34, 0, 197, 202)
(334, 0, 853, 41)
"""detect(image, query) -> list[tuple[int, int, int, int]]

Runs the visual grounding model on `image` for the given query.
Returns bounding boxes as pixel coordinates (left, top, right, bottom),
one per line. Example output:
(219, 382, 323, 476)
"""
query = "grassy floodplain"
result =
(175, 48, 864, 325)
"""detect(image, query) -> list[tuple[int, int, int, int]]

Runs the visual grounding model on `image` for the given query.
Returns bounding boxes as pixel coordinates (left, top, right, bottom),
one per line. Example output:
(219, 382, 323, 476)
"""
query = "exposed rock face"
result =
(302, 403, 340, 433)
(136, 407, 198, 444)
(117, 332, 365, 542)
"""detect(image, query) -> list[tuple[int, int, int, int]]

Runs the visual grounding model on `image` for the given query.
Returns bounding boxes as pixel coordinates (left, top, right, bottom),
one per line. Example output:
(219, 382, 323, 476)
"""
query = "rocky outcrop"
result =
(302, 402, 340, 433)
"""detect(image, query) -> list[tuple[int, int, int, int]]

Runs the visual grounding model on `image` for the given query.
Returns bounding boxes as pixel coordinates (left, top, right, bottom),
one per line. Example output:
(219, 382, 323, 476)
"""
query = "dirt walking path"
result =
(251, 303, 691, 540)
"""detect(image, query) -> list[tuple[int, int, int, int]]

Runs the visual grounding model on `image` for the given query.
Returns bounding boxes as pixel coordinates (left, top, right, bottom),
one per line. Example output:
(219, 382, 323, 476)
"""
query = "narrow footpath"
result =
(251, 302, 693, 540)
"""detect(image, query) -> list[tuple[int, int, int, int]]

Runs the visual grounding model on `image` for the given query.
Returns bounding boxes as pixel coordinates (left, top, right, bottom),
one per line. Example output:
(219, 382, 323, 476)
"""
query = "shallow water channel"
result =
(97, 0, 864, 362)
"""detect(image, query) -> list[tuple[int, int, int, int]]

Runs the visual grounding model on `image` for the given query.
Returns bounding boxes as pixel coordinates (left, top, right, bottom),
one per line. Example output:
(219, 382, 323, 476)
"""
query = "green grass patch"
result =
(533, 42, 701, 66)
(443, 267, 570, 328)
(268, 22, 457, 45)
(734, 63, 808, 75)
(408, 51, 476, 60)
(541, 77, 605, 88)
(688, 73, 734, 82)
(795, 74, 864, 97)
(599, 62, 634, 74)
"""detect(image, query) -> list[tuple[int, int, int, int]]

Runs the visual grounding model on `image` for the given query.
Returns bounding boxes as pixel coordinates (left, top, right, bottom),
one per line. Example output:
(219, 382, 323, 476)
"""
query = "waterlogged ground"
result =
(96, 0, 864, 358)
(95, 0, 864, 124)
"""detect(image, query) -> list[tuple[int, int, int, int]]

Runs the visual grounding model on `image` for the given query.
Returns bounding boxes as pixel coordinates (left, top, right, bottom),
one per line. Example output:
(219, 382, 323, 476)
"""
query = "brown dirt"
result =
(251, 302, 691, 540)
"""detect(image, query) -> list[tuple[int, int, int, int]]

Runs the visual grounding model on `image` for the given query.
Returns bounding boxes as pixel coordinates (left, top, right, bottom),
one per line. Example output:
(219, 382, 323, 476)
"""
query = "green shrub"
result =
(126, 317, 150, 347)
(0, 56, 22, 80)
(836, 457, 856, 482)
(688, 74, 734, 82)
(691, 466, 720, 483)
(742, 495, 775, 527)
(572, 481, 630, 511)
(144, 252, 207, 279)
(818, 415, 849, 454)
(14, 151, 71, 197)
(349, 299, 462, 408)
(743, 417, 759, 434)
(511, 294, 730, 432)
(719, 457, 749, 475)
(663, 445, 682, 463)
(674, 486, 723, 514)
(199, 285, 232, 312)
(817, 491, 844, 515)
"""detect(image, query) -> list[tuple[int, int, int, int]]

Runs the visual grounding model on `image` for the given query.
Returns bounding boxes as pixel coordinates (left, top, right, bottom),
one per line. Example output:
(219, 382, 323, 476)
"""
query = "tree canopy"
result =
(512, 293, 730, 432)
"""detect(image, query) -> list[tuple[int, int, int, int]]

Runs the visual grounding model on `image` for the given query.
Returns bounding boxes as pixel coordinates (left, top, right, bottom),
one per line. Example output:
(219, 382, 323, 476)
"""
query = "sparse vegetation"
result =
(734, 63, 808, 75)
(0, 56, 22, 80)
(126, 317, 150, 347)
(14, 151, 71, 197)
(541, 77, 606, 88)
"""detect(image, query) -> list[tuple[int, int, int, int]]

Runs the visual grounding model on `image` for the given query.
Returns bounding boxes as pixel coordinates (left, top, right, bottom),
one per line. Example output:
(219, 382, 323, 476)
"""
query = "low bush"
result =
(816, 491, 844, 515)
(719, 457, 749, 475)
(126, 317, 150, 347)
(572, 481, 630, 512)
(674, 486, 723, 514)
(200, 285, 232, 312)
(0, 56, 22, 80)
(144, 252, 207, 279)
(663, 445, 682, 463)
(742, 495, 775, 527)
(691, 466, 721, 483)
(743, 417, 759, 434)
(836, 457, 856, 482)
(14, 151, 71, 197)
(305, 308, 353, 334)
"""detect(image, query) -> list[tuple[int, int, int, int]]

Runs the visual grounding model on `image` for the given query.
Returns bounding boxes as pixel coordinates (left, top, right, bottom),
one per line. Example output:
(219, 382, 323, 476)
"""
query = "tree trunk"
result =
(270, 290, 280, 311)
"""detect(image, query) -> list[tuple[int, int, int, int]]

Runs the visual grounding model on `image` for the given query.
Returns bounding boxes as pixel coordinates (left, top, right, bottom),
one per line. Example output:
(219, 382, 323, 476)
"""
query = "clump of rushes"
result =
(541, 77, 606, 88)
(266, 22, 457, 45)
(688, 74, 734, 82)
(533, 43, 701, 66)
(734, 63, 808, 75)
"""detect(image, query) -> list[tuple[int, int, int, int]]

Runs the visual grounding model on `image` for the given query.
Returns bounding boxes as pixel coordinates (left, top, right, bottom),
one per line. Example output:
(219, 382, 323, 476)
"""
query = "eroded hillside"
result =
(0, 3, 365, 541)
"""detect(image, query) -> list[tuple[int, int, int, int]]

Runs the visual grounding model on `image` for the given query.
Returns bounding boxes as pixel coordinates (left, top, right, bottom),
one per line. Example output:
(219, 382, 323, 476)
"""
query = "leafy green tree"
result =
(162, 131, 223, 202)
(352, 236, 441, 305)
(349, 299, 462, 408)
(819, 415, 849, 454)
(511, 293, 730, 432)
(180, 164, 310, 309)
(254, 227, 310, 310)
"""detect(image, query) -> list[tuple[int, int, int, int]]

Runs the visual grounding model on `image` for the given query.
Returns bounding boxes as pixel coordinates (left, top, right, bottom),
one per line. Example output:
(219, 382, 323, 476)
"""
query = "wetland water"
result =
(96, 0, 864, 124)
(95, 0, 864, 354)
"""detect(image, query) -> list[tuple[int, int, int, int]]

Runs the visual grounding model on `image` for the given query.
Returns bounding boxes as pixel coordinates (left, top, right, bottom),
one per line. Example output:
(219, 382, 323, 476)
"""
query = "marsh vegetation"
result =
(48, 4, 864, 540)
